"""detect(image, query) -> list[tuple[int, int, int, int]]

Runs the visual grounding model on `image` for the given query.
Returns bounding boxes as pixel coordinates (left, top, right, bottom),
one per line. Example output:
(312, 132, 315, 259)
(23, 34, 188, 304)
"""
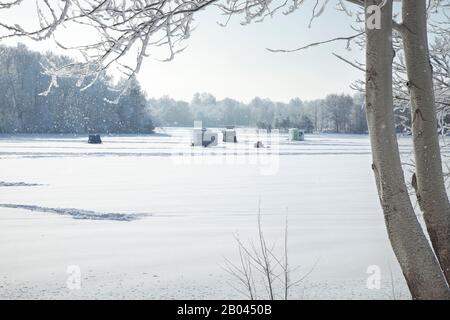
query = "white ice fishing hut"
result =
(288, 128, 305, 141)
(192, 128, 218, 147)
(222, 126, 237, 143)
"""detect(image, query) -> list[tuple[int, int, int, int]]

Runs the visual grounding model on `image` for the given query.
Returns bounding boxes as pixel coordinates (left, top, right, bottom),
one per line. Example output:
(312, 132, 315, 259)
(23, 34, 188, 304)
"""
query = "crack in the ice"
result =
(0, 204, 149, 221)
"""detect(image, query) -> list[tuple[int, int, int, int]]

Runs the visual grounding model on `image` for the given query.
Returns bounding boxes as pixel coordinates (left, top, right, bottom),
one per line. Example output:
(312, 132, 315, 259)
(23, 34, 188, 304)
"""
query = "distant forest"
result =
(0, 44, 154, 134)
(0, 44, 375, 134)
(150, 93, 368, 134)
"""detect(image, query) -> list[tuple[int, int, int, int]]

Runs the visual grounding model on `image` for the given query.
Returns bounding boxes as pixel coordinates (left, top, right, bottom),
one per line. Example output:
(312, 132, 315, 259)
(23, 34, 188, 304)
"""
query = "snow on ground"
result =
(0, 128, 422, 299)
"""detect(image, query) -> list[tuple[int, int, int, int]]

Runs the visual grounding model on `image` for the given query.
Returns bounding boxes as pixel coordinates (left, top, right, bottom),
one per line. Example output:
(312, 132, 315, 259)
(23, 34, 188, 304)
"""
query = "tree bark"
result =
(401, 0, 450, 284)
(364, 0, 450, 299)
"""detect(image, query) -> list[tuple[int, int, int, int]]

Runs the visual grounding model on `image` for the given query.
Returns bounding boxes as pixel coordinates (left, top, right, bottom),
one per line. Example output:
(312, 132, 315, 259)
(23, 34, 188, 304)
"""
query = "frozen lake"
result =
(0, 128, 423, 299)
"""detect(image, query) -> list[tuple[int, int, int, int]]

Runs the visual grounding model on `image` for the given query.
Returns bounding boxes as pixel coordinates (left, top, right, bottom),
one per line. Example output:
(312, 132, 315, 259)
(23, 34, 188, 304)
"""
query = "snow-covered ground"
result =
(0, 128, 423, 299)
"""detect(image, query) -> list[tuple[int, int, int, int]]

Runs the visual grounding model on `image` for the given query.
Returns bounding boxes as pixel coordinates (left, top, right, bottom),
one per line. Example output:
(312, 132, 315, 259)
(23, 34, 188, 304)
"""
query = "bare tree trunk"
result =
(401, 0, 450, 284)
(364, 0, 450, 299)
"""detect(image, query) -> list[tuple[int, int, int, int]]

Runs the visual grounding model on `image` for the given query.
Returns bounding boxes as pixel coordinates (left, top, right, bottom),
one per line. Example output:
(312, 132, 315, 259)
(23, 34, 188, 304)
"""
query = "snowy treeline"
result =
(0, 45, 372, 135)
(150, 92, 368, 133)
(0, 44, 154, 134)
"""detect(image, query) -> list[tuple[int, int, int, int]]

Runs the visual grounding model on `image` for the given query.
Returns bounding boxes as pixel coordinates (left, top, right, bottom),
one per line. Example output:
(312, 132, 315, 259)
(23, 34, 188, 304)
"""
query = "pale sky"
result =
(1, 1, 368, 103)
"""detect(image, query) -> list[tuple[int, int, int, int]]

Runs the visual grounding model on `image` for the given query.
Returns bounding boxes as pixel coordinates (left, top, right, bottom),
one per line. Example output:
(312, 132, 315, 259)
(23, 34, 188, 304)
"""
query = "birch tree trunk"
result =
(364, 0, 450, 299)
(401, 0, 450, 284)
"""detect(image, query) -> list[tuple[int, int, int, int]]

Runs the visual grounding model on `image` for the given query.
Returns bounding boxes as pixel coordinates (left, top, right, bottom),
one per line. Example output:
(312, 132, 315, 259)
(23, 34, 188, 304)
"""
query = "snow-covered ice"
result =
(0, 128, 424, 299)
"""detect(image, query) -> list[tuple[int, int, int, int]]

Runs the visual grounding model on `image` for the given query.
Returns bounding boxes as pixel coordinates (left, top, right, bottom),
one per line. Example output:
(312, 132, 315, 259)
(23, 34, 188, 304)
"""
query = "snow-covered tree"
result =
(0, 44, 153, 133)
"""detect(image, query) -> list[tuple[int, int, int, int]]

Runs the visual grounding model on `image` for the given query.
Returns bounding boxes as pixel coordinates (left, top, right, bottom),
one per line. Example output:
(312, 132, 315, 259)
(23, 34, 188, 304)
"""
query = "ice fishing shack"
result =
(192, 128, 218, 147)
(222, 126, 237, 143)
(88, 134, 102, 144)
(288, 128, 305, 141)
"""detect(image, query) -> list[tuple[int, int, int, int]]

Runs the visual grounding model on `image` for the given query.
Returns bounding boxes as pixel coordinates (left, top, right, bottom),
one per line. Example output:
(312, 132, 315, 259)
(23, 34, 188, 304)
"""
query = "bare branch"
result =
(267, 32, 364, 53)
